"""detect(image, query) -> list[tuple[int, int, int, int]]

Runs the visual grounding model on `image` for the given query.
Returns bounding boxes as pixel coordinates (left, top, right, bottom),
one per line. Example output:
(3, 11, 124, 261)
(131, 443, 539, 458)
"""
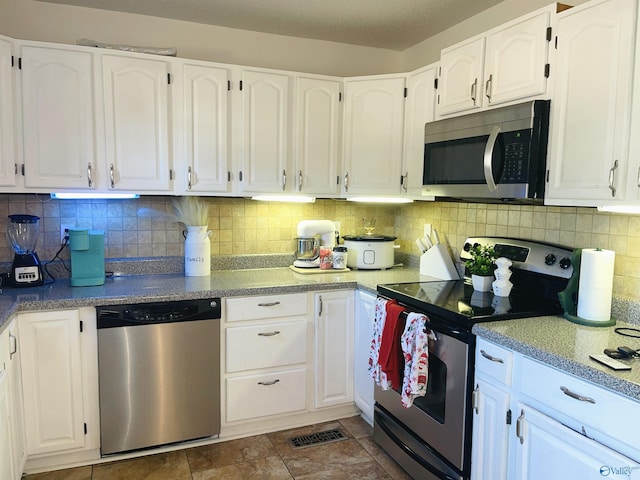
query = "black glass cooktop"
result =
(377, 279, 564, 330)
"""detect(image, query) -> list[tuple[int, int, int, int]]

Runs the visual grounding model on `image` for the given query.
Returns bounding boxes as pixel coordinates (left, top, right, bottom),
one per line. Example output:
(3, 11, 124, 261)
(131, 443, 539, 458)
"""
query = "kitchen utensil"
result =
(432, 228, 440, 245)
(293, 220, 336, 268)
(343, 234, 397, 269)
(7, 214, 44, 287)
(294, 237, 319, 261)
(416, 238, 428, 254)
(424, 234, 433, 249)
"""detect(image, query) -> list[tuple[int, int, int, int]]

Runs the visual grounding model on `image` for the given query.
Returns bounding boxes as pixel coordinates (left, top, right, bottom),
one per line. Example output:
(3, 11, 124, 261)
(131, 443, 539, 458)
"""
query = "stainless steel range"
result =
(374, 237, 574, 480)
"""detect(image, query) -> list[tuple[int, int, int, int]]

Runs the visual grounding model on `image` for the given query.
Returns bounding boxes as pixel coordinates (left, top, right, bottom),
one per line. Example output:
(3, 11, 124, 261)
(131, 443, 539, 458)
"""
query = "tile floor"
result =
(24, 416, 413, 480)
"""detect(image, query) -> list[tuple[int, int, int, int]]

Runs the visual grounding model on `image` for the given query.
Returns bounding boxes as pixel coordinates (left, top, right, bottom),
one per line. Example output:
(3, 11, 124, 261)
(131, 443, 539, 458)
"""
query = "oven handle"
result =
(376, 409, 459, 480)
(483, 126, 500, 192)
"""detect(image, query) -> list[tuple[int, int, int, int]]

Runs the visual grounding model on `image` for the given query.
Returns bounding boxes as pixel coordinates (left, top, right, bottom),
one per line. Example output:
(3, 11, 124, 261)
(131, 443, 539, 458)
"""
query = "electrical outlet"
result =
(60, 224, 74, 244)
(424, 223, 432, 238)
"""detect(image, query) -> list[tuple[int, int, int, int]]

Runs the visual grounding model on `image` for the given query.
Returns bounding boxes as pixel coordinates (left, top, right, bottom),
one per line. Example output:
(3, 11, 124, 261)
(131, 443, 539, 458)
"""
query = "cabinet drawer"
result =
(519, 356, 640, 457)
(475, 338, 513, 386)
(226, 368, 307, 422)
(226, 294, 308, 322)
(226, 320, 308, 373)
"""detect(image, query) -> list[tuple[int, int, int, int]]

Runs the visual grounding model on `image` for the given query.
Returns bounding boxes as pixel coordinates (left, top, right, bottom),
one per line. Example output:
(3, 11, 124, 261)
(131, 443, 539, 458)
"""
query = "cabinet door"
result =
(437, 38, 485, 116)
(354, 290, 375, 424)
(238, 69, 291, 193)
(343, 76, 405, 195)
(181, 62, 231, 193)
(0, 36, 17, 188)
(471, 379, 510, 480)
(102, 54, 172, 191)
(402, 66, 436, 196)
(295, 75, 342, 196)
(0, 327, 15, 480)
(512, 404, 640, 480)
(315, 290, 354, 408)
(7, 321, 25, 477)
(545, 0, 636, 205)
(18, 310, 86, 455)
(20, 44, 96, 190)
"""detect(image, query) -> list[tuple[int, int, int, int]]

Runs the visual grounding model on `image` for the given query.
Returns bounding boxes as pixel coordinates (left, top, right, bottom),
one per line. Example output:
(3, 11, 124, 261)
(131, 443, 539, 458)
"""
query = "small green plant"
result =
(466, 244, 497, 276)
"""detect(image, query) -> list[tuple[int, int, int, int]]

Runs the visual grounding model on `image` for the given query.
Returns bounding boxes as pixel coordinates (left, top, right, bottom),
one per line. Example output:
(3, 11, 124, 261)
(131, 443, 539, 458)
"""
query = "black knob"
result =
(559, 257, 572, 269)
(463, 242, 472, 252)
(544, 254, 556, 265)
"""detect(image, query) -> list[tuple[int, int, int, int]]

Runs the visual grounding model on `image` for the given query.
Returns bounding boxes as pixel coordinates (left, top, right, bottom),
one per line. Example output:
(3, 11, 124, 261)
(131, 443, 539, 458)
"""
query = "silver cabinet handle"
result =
(471, 78, 478, 104)
(485, 74, 493, 102)
(483, 126, 500, 192)
(282, 169, 286, 191)
(9, 332, 17, 359)
(187, 166, 193, 190)
(87, 162, 93, 188)
(109, 163, 116, 188)
(344, 172, 349, 192)
(637, 165, 640, 189)
(257, 331, 281, 337)
(257, 301, 281, 307)
(318, 295, 323, 316)
(560, 386, 596, 404)
(298, 170, 303, 191)
(258, 379, 280, 386)
(472, 385, 479, 414)
(480, 349, 504, 363)
(516, 409, 525, 444)
(608, 159, 618, 197)
(401, 172, 408, 192)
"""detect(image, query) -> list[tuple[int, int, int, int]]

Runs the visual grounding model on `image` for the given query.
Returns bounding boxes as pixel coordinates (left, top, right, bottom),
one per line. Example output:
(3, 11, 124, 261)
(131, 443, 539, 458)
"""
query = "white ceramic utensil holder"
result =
(184, 225, 212, 276)
(419, 243, 459, 280)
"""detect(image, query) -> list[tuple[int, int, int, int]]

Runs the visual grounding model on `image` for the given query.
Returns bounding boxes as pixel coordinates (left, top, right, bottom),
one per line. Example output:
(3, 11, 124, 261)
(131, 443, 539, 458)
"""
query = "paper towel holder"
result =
(557, 248, 616, 327)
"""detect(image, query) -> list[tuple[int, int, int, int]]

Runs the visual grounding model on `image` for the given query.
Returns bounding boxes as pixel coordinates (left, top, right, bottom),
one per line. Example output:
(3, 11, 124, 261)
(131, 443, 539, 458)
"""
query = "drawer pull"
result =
(257, 301, 281, 307)
(258, 379, 280, 386)
(516, 409, 525, 444)
(560, 386, 596, 404)
(257, 331, 281, 337)
(480, 349, 504, 363)
(9, 332, 17, 359)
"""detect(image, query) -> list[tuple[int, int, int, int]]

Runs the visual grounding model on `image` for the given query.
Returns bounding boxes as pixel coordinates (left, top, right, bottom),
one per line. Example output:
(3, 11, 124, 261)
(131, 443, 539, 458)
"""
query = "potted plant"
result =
(466, 244, 497, 292)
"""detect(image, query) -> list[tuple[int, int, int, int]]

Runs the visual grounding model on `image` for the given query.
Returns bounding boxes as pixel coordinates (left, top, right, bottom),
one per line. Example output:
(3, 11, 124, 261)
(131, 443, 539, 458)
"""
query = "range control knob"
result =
(463, 242, 472, 252)
(559, 257, 572, 269)
(544, 253, 556, 266)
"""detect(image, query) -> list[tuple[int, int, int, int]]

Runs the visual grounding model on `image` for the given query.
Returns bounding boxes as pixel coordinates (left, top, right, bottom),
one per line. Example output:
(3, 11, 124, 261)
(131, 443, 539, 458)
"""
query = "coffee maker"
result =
(68, 229, 105, 287)
(7, 214, 44, 287)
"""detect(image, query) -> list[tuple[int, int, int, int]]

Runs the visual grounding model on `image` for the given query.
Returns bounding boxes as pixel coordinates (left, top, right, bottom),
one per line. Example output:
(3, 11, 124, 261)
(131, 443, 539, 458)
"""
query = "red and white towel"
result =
(400, 313, 437, 408)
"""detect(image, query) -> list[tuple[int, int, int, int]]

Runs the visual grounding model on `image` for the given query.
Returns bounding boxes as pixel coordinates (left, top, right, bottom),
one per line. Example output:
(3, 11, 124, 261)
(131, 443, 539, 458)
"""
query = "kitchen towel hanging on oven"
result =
(370, 297, 406, 390)
(401, 313, 437, 408)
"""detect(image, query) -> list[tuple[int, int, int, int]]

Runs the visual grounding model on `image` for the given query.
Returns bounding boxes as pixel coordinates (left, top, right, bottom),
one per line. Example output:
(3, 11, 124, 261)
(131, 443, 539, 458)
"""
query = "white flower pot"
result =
(184, 225, 212, 276)
(471, 274, 494, 292)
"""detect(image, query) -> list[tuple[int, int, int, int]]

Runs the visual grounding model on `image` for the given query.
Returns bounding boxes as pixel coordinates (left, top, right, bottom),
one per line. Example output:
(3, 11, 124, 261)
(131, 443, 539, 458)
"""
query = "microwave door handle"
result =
(483, 126, 500, 192)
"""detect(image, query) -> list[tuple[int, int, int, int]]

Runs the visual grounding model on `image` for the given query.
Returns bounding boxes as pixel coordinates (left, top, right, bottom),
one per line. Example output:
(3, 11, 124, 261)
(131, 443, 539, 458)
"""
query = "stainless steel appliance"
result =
(422, 100, 550, 201)
(97, 298, 221, 455)
(6, 214, 44, 287)
(293, 220, 336, 268)
(375, 237, 573, 480)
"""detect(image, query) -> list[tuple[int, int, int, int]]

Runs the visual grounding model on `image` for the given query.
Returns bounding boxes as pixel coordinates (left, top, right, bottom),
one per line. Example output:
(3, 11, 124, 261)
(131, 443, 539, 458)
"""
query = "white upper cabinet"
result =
(436, 6, 555, 118)
(437, 37, 486, 116)
(545, 0, 636, 205)
(294, 75, 342, 196)
(178, 61, 232, 194)
(19, 43, 97, 190)
(237, 68, 292, 194)
(402, 65, 436, 197)
(342, 74, 405, 195)
(0, 36, 17, 189)
(102, 53, 172, 192)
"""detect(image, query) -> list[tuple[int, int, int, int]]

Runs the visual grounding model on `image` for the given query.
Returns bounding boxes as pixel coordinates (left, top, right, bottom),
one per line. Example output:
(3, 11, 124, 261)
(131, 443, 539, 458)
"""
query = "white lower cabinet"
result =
(18, 308, 99, 462)
(354, 290, 375, 423)
(314, 290, 354, 408)
(0, 320, 16, 480)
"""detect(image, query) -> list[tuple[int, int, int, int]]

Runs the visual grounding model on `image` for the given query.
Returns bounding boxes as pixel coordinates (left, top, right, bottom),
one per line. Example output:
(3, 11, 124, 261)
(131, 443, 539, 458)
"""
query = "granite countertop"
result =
(0, 265, 424, 330)
(473, 316, 640, 402)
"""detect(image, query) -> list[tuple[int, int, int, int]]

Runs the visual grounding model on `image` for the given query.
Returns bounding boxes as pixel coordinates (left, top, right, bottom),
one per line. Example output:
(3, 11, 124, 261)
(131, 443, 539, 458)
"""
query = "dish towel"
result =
(369, 297, 392, 389)
(379, 300, 407, 391)
(400, 312, 437, 408)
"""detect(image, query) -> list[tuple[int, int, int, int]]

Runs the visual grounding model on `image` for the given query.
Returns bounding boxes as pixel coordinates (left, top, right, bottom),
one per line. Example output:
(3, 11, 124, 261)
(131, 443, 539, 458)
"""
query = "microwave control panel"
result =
(501, 129, 532, 183)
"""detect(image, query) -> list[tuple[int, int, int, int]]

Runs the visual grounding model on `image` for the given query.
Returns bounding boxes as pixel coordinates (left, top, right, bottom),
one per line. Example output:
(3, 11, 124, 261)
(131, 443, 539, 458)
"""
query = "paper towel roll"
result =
(577, 248, 615, 322)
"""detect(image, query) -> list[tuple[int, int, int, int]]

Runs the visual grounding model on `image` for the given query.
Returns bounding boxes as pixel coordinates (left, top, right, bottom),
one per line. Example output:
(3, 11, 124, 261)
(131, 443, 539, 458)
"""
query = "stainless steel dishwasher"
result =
(96, 297, 221, 455)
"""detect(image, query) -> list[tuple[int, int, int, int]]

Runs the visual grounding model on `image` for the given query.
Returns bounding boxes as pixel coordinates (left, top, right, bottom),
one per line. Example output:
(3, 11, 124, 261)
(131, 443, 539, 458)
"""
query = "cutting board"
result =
(289, 265, 350, 275)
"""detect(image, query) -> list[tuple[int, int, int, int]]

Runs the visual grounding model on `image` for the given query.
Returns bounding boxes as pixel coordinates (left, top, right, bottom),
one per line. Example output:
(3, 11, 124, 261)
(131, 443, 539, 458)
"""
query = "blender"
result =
(7, 214, 44, 287)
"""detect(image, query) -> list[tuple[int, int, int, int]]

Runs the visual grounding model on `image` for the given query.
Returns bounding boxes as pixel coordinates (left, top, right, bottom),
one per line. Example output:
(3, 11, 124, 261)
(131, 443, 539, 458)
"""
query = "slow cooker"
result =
(342, 234, 397, 269)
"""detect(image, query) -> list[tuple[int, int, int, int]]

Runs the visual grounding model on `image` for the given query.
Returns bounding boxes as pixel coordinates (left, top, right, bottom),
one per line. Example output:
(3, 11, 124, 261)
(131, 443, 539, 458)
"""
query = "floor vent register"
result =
(287, 429, 347, 449)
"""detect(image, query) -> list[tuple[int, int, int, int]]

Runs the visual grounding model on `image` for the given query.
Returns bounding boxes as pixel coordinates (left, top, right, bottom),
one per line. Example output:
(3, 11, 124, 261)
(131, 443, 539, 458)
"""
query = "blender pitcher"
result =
(7, 214, 44, 286)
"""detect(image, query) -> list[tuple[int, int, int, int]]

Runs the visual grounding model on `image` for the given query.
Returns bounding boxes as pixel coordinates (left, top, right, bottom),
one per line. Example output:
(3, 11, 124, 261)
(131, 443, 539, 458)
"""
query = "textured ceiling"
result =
(36, 0, 505, 51)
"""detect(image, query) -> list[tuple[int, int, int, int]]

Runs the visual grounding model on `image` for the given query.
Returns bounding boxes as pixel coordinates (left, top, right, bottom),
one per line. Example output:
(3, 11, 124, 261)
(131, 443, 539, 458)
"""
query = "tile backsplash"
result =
(2, 194, 639, 300)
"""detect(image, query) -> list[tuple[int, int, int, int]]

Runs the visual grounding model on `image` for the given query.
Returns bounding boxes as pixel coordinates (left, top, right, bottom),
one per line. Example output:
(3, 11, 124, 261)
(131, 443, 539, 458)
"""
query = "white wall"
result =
(0, 0, 403, 76)
(401, 0, 589, 71)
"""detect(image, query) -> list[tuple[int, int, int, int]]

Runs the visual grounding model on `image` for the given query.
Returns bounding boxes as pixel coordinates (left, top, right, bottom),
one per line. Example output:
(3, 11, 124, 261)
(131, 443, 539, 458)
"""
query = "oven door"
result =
(373, 317, 474, 476)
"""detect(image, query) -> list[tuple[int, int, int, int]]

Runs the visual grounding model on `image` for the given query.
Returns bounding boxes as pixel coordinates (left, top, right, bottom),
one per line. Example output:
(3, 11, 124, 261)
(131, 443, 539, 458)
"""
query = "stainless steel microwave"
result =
(422, 100, 550, 201)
